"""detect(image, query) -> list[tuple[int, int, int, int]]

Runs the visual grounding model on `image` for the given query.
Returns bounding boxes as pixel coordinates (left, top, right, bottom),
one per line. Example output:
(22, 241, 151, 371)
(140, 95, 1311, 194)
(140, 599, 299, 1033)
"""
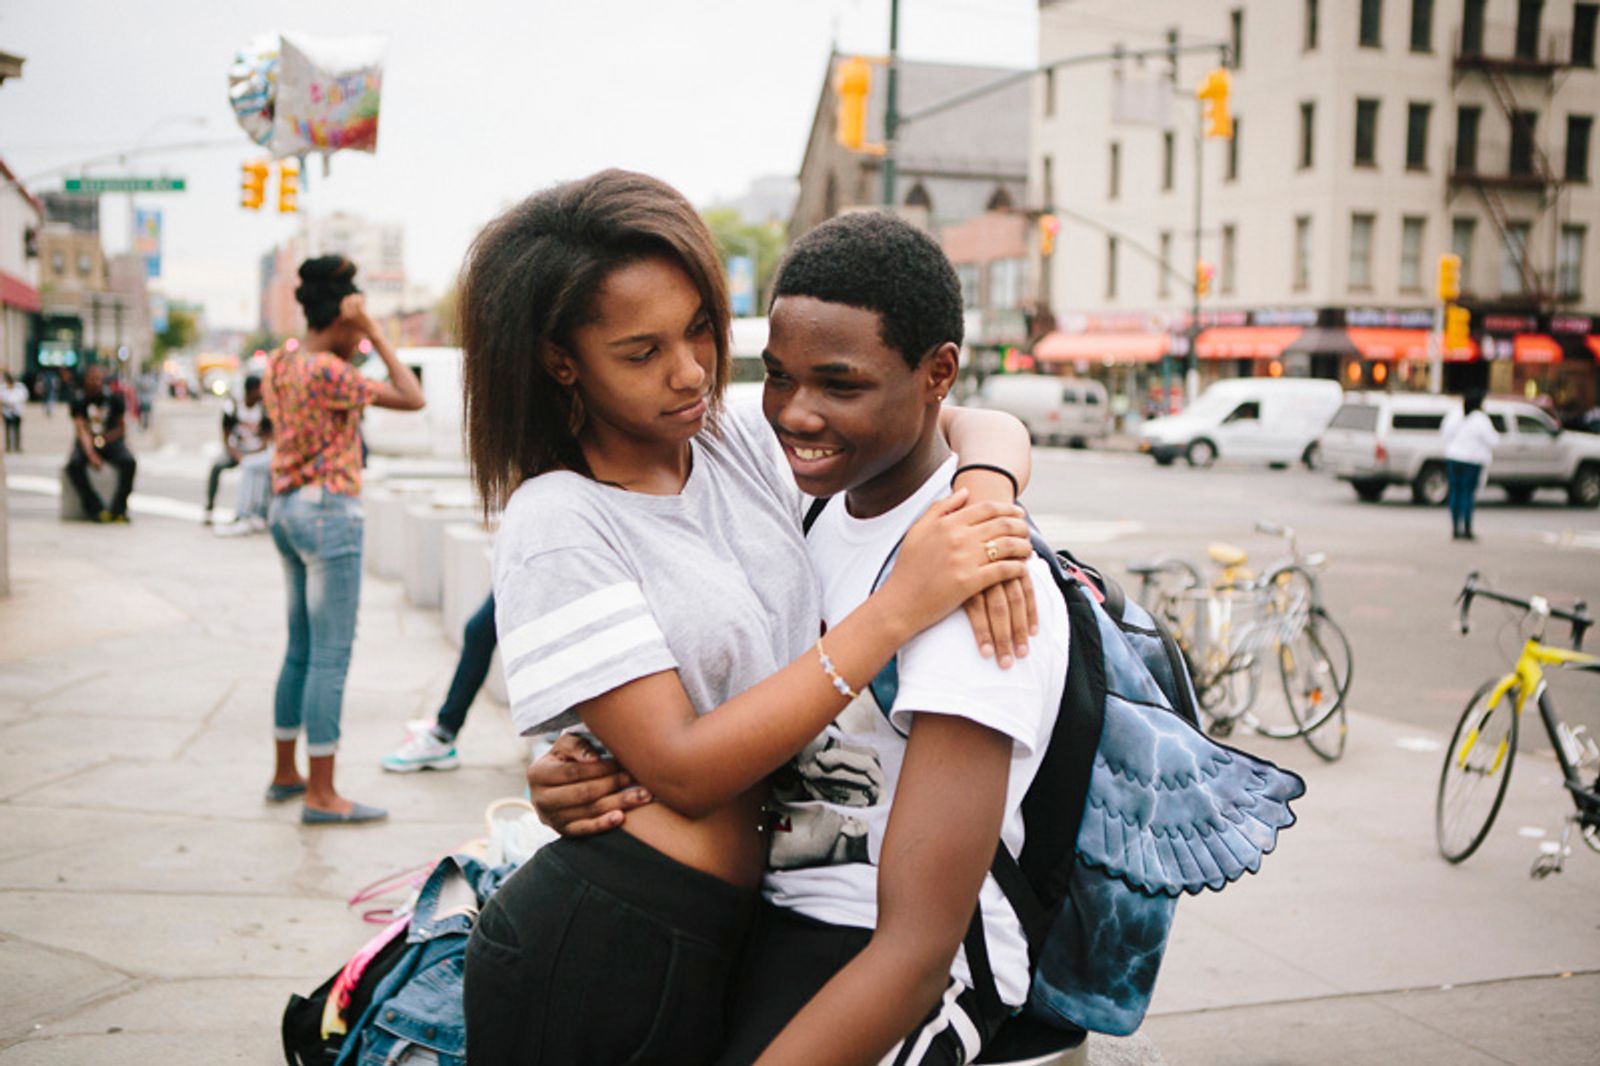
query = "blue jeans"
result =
(436, 594, 496, 738)
(269, 486, 364, 756)
(1446, 460, 1482, 534)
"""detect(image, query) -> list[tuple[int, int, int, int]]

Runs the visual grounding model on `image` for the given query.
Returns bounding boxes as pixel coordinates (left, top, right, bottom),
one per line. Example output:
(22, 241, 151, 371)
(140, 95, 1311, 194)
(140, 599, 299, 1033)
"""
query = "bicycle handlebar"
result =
(1457, 571, 1592, 649)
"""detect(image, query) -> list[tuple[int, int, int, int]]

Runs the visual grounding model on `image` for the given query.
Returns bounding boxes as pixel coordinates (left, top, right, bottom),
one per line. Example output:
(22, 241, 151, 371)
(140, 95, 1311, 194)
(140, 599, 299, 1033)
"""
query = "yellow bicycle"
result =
(1437, 573, 1600, 875)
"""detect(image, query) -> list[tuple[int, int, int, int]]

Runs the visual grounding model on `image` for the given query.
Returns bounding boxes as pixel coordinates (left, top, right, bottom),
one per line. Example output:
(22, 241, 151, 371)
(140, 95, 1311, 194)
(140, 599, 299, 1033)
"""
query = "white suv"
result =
(1320, 392, 1600, 508)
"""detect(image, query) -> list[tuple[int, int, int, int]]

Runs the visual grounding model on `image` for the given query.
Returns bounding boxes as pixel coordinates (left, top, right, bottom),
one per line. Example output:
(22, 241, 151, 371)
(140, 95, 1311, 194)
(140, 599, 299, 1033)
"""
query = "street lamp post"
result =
(881, 0, 901, 206)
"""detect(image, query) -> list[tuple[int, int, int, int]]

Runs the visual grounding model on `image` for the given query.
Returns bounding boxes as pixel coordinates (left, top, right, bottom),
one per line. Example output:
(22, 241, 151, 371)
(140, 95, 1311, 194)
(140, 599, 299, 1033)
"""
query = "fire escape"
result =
(1449, 13, 1571, 309)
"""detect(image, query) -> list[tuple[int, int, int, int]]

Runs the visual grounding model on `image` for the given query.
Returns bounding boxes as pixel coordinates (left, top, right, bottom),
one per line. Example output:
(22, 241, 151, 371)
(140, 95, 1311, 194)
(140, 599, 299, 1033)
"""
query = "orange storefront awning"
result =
(1588, 336, 1600, 363)
(1346, 327, 1429, 361)
(1512, 333, 1562, 365)
(1033, 330, 1169, 364)
(1194, 327, 1300, 359)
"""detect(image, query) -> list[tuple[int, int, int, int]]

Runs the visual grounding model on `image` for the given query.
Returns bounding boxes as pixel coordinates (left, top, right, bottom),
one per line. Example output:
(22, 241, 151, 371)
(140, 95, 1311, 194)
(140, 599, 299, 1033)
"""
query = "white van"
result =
(360, 347, 463, 457)
(1138, 378, 1343, 468)
(975, 374, 1111, 447)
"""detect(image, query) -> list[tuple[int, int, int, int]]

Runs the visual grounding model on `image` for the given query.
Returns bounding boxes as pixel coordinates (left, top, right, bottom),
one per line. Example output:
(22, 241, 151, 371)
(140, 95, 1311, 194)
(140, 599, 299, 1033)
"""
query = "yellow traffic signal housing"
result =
(240, 159, 269, 210)
(1196, 260, 1215, 297)
(278, 158, 300, 214)
(1038, 214, 1061, 256)
(1196, 68, 1233, 139)
(835, 55, 872, 152)
(1444, 304, 1471, 351)
(1437, 253, 1461, 301)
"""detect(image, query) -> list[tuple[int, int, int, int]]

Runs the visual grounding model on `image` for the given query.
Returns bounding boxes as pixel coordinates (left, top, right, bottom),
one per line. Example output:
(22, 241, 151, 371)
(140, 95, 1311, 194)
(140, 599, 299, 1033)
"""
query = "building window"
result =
(1452, 217, 1476, 290)
(1106, 237, 1119, 299)
(1509, 110, 1537, 176)
(1462, 0, 1487, 55)
(1040, 154, 1054, 208)
(77, 253, 91, 277)
(1400, 216, 1426, 291)
(1108, 142, 1121, 200)
(989, 258, 1024, 310)
(1558, 225, 1586, 298)
(1221, 224, 1237, 293)
(1409, 0, 1434, 51)
(1162, 131, 1175, 191)
(1226, 118, 1241, 180)
(1514, 0, 1543, 61)
(956, 263, 981, 310)
(1349, 213, 1375, 290)
(1455, 106, 1481, 173)
(904, 182, 932, 210)
(1500, 221, 1531, 294)
(1406, 102, 1431, 170)
(1044, 67, 1055, 118)
(1305, 0, 1319, 50)
(1567, 115, 1593, 181)
(1158, 231, 1173, 298)
(1294, 216, 1312, 291)
(51, 251, 64, 276)
(1299, 101, 1315, 168)
(1355, 98, 1380, 166)
(1576, 4, 1599, 67)
(1359, 0, 1382, 47)
(1229, 8, 1244, 68)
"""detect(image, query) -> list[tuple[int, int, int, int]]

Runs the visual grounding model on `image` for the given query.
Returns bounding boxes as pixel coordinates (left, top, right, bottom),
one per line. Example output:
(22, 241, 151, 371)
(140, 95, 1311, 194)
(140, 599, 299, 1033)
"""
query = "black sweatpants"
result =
(464, 831, 756, 1066)
(65, 441, 136, 517)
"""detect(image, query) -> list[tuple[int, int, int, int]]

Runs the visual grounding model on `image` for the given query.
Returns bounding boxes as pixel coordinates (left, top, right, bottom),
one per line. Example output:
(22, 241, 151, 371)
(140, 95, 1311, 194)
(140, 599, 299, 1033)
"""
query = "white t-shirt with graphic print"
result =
(763, 454, 1068, 1008)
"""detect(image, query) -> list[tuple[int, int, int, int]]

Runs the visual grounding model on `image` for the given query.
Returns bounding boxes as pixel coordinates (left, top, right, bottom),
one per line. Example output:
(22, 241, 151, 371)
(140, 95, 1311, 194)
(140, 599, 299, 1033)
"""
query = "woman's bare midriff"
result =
(619, 786, 769, 889)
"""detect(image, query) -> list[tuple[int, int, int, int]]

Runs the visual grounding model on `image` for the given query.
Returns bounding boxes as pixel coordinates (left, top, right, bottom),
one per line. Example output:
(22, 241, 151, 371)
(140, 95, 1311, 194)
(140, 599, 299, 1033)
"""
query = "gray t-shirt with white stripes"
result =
(494, 404, 820, 735)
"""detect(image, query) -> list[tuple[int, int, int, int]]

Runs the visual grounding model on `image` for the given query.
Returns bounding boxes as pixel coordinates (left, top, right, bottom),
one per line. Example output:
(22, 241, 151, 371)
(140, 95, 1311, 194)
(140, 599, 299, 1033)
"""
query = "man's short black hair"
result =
(244, 373, 263, 391)
(771, 211, 963, 368)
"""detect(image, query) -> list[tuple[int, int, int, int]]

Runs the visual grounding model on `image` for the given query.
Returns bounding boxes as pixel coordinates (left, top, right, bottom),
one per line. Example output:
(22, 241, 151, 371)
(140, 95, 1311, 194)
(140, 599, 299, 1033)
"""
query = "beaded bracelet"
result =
(815, 637, 859, 701)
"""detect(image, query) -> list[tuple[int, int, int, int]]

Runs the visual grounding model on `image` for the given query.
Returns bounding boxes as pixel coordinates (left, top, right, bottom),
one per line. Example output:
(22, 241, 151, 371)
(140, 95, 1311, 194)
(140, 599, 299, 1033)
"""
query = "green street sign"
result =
(63, 176, 187, 194)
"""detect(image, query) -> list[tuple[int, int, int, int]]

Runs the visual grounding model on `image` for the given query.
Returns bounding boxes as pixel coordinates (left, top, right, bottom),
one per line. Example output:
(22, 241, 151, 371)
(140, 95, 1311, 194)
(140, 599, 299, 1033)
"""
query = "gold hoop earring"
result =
(566, 389, 585, 436)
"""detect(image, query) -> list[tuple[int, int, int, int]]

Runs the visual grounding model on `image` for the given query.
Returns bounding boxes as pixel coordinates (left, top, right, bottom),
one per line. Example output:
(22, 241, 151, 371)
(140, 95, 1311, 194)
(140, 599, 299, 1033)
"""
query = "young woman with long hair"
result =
(458, 170, 1035, 1063)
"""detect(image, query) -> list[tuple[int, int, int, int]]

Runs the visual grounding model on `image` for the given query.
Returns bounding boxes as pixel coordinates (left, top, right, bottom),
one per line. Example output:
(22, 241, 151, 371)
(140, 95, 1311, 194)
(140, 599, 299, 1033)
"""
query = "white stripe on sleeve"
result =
(499, 582, 649, 663)
(505, 614, 668, 707)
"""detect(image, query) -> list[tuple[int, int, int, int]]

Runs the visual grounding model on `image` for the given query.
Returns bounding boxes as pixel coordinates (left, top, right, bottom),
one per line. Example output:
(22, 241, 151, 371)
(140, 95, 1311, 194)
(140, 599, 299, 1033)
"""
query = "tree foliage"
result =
(701, 208, 786, 314)
(153, 306, 198, 362)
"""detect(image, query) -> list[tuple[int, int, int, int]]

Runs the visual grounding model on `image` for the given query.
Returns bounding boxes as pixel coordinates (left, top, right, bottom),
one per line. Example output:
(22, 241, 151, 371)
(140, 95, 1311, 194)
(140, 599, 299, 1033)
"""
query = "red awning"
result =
(1346, 327, 1429, 361)
(1194, 327, 1300, 359)
(0, 271, 39, 313)
(1033, 330, 1169, 364)
(1588, 336, 1600, 363)
(1513, 334, 1562, 365)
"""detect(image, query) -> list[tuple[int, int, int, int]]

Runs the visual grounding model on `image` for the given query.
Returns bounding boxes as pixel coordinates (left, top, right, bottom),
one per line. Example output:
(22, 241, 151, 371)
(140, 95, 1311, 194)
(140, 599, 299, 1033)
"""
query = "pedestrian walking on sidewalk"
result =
(64, 364, 137, 522)
(263, 255, 424, 825)
(1444, 390, 1497, 541)
(206, 373, 273, 532)
(1, 372, 25, 452)
(382, 593, 496, 773)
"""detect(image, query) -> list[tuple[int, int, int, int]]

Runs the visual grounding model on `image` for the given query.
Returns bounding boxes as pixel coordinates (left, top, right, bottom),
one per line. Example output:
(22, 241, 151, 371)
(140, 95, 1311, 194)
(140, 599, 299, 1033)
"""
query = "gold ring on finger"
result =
(984, 540, 1000, 563)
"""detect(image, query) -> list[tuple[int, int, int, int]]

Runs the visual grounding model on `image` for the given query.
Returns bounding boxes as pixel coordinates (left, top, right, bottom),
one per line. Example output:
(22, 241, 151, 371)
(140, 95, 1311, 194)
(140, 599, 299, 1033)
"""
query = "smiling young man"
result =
(531, 212, 1068, 1065)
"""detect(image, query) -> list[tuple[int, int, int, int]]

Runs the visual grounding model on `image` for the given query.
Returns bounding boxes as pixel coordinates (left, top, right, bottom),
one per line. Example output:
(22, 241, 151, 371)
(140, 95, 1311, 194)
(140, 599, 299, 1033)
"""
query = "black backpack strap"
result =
(802, 496, 830, 535)
(962, 904, 1009, 1032)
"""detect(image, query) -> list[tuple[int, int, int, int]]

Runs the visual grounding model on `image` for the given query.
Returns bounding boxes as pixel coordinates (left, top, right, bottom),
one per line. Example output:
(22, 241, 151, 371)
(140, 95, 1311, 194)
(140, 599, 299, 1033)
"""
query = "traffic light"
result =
(1444, 304, 1471, 351)
(1038, 213, 1061, 256)
(1437, 253, 1461, 302)
(1196, 68, 1233, 139)
(277, 158, 300, 214)
(1196, 260, 1215, 297)
(240, 159, 269, 210)
(835, 55, 872, 151)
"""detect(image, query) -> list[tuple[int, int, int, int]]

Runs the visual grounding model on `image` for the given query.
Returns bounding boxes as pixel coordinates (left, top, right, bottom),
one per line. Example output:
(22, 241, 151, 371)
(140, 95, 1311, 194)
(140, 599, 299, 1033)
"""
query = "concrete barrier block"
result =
(402, 502, 479, 609)
(442, 523, 495, 646)
(365, 482, 436, 578)
(59, 465, 123, 521)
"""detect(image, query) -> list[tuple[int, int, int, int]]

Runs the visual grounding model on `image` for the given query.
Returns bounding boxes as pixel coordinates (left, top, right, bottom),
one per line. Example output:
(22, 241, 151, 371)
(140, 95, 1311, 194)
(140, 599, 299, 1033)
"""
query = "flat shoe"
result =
(301, 801, 389, 826)
(264, 782, 308, 803)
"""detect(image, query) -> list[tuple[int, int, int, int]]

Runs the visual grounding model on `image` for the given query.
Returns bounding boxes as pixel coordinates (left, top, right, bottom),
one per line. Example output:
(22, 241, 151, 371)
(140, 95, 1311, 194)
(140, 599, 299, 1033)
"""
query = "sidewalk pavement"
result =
(1, 407, 1597, 1064)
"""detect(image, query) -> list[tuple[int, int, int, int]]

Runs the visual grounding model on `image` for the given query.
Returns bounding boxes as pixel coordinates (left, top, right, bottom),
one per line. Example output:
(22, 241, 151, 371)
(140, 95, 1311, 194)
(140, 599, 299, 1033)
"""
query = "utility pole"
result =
(1188, 108, 1203, 406)
(881, 0, 901, 206)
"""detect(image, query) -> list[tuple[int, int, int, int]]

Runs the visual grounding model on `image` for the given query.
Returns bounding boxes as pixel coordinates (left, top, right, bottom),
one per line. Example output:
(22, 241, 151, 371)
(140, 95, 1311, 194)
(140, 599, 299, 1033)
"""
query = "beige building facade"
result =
(1033, 0, 1600, 417)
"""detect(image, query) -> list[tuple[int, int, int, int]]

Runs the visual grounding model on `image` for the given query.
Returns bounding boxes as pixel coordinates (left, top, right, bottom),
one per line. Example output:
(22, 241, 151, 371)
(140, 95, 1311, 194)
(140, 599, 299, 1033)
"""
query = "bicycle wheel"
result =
(1308, 609, 1354, 704)
(1436, 679, 1519, 863)
(1300, 698, 1348, 763)
(1270, 624, 1341, 739)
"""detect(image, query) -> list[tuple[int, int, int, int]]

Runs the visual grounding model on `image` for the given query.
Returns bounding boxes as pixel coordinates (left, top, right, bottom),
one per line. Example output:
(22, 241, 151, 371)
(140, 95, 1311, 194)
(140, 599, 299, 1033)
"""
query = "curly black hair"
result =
(770, 211, 963, 368)
(295, 255, 361, 331)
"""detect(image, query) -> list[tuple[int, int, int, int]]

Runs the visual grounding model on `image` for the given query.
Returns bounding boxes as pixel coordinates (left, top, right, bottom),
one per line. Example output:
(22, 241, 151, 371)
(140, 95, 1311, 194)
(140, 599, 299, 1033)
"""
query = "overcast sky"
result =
(2, 1, 1036, 330)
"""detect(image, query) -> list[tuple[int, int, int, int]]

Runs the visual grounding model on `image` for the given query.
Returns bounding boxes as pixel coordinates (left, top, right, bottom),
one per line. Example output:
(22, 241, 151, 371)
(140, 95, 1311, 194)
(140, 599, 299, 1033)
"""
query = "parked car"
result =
(1138, 377, 1343, 468)
(974, 374, 1111, 447)
(1319, 392, 1600, 507)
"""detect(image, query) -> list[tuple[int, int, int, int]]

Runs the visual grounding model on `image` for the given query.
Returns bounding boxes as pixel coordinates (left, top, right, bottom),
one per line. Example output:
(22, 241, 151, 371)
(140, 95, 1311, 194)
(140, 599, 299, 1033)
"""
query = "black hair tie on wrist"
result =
(953, 463, 1019, 500)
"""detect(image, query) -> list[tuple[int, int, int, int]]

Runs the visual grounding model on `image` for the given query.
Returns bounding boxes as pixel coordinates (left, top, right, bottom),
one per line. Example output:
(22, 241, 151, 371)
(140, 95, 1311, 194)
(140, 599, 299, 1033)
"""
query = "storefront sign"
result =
(1252, 308, 1319, 327)
(1344, 307, 1434, 329)
(1480, 313, 1538, 333)
(1549, 314, 1593, 334)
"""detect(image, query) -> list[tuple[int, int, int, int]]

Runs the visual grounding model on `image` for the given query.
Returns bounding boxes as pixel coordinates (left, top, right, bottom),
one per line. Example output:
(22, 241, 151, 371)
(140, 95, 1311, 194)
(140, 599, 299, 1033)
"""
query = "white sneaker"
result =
(381, 727, 460, 773)
(213, 519, 254, 538)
